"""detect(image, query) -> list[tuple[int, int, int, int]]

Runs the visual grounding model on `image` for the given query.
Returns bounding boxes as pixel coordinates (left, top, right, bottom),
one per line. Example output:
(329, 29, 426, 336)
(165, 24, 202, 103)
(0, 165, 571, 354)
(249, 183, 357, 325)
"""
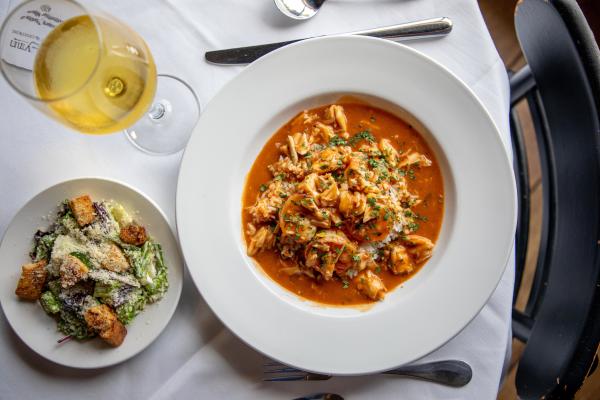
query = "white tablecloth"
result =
(0, 0, 513, 398)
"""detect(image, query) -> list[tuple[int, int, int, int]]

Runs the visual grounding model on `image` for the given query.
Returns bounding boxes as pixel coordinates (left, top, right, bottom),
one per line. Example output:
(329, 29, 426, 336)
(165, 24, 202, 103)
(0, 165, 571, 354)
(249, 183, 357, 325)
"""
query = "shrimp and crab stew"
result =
(242, 103, 444, 305)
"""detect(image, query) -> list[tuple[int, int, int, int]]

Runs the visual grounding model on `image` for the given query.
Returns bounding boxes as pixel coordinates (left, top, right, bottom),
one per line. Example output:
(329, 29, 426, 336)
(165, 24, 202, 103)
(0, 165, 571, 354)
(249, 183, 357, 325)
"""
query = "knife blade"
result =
(205, 17, 452, 65)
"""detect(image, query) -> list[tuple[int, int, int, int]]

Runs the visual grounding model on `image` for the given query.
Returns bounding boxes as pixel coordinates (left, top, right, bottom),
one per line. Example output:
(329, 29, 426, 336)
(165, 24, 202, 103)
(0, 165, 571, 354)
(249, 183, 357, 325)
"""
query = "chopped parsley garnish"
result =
(407, 222, 420, 232)
(376, 169, 389, 183)
(348, 130, 375, 146)
(332, 171, 344, 183)
(368, 158, 379, 168)
(352, 254, 360, 262)
(367, 197, 377, 207)
(329, 136, 347, 146)
(374, 266, 381, 273)
(279, 192, 288, 198)
(259, 184, 267, 192)
(342, 280, 350, 289)
(414, 213, 429, 222)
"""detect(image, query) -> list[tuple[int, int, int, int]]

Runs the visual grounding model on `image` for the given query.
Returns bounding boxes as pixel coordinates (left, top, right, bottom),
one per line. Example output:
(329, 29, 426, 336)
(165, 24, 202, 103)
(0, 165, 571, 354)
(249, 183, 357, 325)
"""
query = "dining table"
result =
(0, 0, 515, 398)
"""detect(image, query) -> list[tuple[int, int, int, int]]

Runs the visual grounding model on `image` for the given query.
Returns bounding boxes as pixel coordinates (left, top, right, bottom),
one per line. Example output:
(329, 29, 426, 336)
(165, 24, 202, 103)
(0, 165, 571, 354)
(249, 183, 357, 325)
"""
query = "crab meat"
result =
(298, 173, 320, 198)
(355, 270, 386, 300)
(287, 135, 298, 163)
(379, 139, 400, 167)
(312, 147, 344, 173)
(247, 180, 288, 223)
(305, 230, 357, 280)
(386, 243, 414, 274)
(324, 105, 348, 133)
(247, 226, 276, 256)
(292, 132, 310, 155)
(279, 194, 318, 244)
(399, 152, 432, 168)
(319, 181, 339, 207)
(338, 190, 367, 218)
(344, 153, 378, 193)
(402, 234, 434, 264)
(314, 122, 335, 142)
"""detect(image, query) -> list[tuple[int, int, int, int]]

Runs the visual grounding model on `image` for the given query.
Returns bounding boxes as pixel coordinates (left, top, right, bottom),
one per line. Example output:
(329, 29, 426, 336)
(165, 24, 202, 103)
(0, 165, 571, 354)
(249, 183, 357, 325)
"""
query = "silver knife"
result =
(205, 17, 452, 65)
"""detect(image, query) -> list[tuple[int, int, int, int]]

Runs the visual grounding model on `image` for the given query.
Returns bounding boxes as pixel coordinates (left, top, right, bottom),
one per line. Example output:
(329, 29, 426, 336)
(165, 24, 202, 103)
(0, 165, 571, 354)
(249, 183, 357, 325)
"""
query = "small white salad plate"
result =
(177, 36, 517, 375)
(0, 178, 183, 369)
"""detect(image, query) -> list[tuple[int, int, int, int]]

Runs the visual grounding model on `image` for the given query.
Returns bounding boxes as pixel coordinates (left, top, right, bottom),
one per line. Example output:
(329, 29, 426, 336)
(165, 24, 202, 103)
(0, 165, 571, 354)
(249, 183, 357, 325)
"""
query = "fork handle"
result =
(382, 360, 472, 387)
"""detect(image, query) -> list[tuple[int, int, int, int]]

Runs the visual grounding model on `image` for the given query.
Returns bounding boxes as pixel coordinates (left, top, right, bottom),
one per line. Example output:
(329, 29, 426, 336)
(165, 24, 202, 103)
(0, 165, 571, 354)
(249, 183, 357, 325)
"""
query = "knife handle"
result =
(352, 17, 452, 40)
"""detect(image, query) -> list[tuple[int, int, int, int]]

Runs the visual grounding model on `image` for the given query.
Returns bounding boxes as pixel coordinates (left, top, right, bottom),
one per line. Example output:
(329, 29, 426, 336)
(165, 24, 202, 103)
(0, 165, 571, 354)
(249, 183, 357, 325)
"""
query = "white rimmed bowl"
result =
(177, 36, 516, 375)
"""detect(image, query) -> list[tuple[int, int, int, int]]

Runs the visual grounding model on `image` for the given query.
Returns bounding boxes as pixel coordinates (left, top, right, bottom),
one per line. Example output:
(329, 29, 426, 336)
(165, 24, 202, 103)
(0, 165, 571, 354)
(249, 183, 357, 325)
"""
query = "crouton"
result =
(84, 304, 127, 347)
(101, 243, 129, 273)
(84, 304, 116, 332)
(59, 255, 89, 288)
(99, 319, 127, 347)
(69, 195, 96, 226)
(15, 260, 47, 300)
(119, 224, 147, 246)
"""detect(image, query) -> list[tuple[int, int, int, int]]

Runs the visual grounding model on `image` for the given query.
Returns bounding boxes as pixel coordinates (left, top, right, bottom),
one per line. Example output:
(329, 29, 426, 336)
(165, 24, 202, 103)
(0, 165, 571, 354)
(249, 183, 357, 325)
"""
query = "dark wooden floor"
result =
(477, 1, 600, 398)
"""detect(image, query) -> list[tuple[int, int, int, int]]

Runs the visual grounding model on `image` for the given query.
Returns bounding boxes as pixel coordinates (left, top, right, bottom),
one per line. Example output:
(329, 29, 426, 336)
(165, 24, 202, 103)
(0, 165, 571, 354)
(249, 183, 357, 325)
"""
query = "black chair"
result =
(509, 0, 600, 398)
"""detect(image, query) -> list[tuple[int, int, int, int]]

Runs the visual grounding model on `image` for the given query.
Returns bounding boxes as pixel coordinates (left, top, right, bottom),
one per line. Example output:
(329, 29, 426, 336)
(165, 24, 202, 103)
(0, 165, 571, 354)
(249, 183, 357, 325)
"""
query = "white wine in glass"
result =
(0, 0, 199, 154)
(34, 15, 157, 134)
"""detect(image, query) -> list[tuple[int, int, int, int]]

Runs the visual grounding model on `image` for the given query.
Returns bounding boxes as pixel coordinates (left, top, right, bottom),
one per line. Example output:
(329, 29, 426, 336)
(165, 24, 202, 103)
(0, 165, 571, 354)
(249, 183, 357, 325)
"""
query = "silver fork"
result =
(264, 359, 472, 387)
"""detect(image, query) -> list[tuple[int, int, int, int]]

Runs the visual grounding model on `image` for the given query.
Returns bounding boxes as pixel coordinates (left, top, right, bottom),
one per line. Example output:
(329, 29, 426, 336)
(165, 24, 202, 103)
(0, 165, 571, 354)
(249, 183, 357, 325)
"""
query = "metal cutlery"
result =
(292, 394, 343, 400)
(273, 0, 327, 20)
(205, 17, 452, 65)
(264, 359, 472, 387)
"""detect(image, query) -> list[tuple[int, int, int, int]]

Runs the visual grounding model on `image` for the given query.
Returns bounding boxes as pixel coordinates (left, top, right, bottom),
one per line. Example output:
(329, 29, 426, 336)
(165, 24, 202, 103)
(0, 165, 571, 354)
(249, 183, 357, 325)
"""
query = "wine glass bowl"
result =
(0, 0, 198, 154)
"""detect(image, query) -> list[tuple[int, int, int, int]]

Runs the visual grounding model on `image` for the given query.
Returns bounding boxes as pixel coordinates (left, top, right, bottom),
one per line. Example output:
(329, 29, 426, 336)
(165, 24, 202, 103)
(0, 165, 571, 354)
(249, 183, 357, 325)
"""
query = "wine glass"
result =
(0, 0, 200, 155)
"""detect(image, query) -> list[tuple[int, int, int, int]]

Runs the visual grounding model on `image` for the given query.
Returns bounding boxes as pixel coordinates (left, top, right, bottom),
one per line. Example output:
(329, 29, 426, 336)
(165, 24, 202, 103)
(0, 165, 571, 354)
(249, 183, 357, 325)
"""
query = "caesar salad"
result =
(14, 194, 168, 347)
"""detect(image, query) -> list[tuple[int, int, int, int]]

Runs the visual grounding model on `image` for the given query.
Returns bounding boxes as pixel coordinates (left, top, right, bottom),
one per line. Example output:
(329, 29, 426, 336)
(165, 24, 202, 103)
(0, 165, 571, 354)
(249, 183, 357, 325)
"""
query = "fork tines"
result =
(263, 360, 330, 382)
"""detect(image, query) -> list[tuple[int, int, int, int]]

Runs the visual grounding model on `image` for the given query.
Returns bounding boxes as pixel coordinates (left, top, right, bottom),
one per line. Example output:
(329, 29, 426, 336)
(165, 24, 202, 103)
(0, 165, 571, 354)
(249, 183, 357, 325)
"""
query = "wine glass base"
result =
(125, 74, 200, 155)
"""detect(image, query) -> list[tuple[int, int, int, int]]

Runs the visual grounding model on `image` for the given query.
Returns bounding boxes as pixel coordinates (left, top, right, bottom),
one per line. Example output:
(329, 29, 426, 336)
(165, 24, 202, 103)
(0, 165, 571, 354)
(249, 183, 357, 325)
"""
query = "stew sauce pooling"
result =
(242, 103, 444, 305)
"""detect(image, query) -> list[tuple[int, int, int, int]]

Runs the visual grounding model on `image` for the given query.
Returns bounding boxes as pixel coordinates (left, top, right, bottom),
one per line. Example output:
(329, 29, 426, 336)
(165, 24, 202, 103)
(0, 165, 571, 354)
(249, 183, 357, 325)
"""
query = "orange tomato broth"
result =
(242, 103, 444, 305)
